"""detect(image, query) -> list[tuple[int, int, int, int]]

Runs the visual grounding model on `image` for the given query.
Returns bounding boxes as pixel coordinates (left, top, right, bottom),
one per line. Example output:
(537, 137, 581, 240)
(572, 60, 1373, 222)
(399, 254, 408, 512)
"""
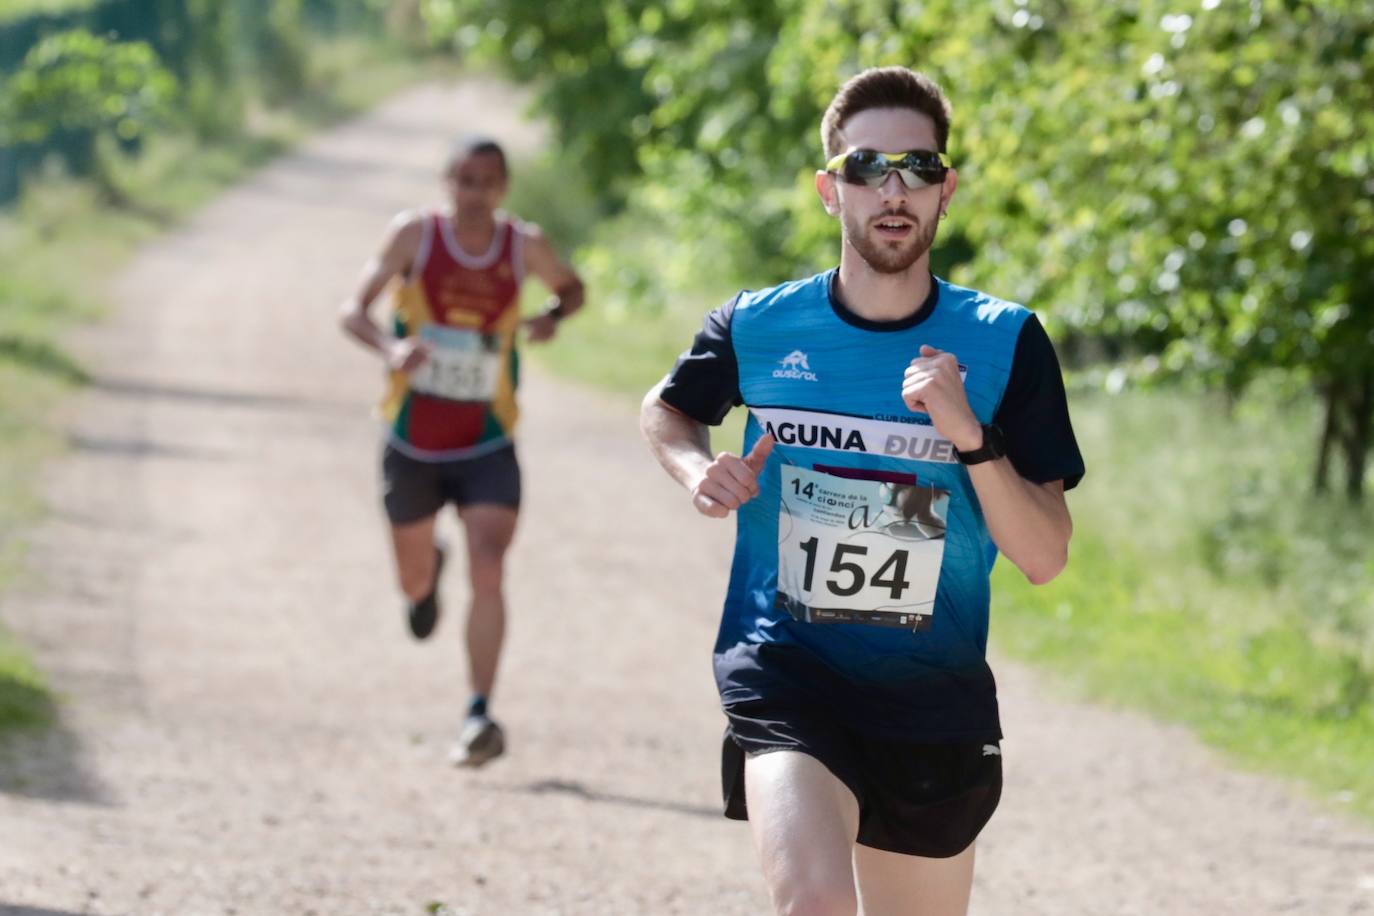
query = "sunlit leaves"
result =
(425, 0, 1373, 489)
(0, 29, 176, 146)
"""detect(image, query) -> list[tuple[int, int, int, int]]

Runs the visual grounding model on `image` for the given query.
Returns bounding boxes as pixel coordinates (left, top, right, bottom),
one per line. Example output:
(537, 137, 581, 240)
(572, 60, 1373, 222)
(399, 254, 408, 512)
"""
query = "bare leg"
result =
(456, 503, 517, 698)
(745, 750, 861, 916)
(389, 515, 439, 602)
(854, 842, 975, 916)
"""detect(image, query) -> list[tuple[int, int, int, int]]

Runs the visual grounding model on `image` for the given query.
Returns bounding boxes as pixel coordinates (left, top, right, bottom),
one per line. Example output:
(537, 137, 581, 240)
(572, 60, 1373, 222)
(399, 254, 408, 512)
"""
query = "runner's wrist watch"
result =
(956, 423, 1007, 466)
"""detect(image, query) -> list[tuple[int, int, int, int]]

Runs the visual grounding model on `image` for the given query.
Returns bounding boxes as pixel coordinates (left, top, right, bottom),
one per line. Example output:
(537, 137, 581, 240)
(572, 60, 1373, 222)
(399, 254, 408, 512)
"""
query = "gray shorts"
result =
(381, 442, 521, 525)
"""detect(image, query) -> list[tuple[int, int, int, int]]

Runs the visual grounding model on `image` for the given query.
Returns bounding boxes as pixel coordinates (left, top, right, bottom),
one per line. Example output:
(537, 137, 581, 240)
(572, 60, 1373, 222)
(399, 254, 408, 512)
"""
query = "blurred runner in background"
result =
(341, 136, 584, 767)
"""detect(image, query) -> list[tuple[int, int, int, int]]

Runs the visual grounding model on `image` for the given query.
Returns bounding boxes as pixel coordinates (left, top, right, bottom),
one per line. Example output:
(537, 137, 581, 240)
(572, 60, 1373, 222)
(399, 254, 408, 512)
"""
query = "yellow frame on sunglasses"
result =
(824, 149, 953, 187)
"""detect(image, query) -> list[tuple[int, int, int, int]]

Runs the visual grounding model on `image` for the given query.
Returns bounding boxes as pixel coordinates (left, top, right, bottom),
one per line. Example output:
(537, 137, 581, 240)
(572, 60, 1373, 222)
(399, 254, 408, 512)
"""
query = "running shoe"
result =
(407, 544, 445, 640)
(449, 714, 505, 768)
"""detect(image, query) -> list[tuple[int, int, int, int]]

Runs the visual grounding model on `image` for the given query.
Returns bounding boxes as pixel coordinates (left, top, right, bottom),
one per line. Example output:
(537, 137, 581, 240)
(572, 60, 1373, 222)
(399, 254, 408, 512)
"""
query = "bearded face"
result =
(839, 200, 940, 274)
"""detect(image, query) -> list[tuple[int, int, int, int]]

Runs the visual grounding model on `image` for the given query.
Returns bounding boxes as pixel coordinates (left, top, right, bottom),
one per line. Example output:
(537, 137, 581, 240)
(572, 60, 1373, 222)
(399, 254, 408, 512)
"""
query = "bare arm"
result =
(640, 377, 773, 519)
(903, 344, 1072, 584)
(520, 223, 585, 343)
(338, 212, 427, 372)
(964, 463, 1071, 585)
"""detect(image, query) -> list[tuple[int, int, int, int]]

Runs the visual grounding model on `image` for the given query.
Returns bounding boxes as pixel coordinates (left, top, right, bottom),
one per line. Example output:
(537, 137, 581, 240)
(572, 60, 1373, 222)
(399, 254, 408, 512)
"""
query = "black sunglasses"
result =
(825, 149, 951, 189)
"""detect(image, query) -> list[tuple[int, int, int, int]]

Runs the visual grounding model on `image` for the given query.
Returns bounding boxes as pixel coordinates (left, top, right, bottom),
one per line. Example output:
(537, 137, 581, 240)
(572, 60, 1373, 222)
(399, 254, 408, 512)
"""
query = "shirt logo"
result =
(773, 350, 818, 382)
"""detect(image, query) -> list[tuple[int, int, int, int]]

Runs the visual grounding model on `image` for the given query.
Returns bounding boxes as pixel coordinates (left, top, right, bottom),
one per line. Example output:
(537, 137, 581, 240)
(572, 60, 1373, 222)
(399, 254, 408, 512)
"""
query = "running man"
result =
(341, 137, 584, 767)
(642, 68, 1083, 914)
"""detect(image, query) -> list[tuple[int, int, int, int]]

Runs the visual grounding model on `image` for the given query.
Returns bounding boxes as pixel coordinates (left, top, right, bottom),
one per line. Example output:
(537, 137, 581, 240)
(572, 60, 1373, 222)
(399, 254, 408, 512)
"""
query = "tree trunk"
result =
(1345, 368, 1373, 503)
(1314, 381, 1338, 494)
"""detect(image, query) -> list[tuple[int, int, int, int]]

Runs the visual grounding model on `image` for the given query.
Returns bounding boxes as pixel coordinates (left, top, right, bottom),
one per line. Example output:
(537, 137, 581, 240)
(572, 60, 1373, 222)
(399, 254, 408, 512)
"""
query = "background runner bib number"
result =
(776, 465, 948, 628)
(409, 323, 500, 402)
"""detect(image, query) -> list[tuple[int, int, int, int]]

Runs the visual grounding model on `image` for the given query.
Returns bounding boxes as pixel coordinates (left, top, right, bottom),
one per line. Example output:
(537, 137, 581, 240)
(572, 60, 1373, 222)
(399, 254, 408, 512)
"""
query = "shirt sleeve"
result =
(993, 315, 1086, 490)
(658, 293, 744, 426)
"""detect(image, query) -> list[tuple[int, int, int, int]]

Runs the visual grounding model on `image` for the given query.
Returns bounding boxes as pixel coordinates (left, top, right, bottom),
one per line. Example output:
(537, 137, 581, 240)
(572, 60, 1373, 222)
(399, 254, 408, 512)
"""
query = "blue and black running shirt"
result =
(661, 270, 1085, 742)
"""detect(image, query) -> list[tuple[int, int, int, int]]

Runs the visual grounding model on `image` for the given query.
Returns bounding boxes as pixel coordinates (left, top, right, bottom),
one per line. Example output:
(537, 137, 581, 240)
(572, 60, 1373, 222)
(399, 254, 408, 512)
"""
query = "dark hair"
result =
(820, 67, 951, 157)
(447, 136, 508, 177)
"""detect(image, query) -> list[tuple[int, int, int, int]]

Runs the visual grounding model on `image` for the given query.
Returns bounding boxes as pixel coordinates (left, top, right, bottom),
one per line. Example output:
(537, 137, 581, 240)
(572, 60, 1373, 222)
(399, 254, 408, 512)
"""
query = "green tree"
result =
(425, 0, 1374, 498)
(945, 1, 1374, 501)
(0, 28, 177, 204)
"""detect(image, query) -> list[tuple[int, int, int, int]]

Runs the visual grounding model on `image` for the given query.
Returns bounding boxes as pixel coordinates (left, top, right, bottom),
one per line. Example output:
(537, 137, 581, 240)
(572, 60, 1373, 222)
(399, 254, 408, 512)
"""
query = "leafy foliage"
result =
(0, 28, 175, 147)
(0, 1, 414, 205)
(0, 0, 97, 25)
(0, 28, 177, 202)
(426, 0, 1374, 496)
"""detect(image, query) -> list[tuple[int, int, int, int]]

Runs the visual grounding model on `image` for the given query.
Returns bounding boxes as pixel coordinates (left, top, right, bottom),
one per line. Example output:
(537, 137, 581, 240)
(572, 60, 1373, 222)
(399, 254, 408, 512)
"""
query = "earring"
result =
(939, 210, 948, 221)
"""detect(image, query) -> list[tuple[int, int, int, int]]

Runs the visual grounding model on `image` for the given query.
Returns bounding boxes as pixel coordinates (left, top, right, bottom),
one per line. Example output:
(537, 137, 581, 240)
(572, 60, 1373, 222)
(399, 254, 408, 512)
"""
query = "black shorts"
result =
(381, 442, 521, 524)
(721, 698, 1003, 858)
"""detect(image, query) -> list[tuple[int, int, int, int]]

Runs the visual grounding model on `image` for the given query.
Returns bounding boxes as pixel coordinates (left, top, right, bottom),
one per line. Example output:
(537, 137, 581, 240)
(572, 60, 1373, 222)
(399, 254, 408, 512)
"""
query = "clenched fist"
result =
(902, 345, 982, 452)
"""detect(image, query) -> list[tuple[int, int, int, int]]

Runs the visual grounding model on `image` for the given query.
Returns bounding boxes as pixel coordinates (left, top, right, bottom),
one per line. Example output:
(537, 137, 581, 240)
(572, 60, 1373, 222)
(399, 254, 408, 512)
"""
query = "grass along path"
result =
(992, 384, 1374, 820)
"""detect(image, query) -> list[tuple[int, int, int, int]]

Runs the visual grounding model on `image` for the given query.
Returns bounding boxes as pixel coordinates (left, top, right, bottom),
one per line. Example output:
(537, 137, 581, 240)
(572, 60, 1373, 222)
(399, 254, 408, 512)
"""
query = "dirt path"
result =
(1, 79, 1372, 916)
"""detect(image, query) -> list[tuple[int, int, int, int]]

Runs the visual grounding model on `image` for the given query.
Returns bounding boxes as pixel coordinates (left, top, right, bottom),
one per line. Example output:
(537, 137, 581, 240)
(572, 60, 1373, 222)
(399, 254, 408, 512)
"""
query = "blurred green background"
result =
(1, 0, 1371, 819)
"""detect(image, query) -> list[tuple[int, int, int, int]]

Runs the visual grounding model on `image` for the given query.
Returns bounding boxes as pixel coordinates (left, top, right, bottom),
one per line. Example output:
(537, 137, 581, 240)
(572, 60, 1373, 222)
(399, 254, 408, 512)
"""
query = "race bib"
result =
(776, 465, 948, 630)
(409, 324, 501, 402)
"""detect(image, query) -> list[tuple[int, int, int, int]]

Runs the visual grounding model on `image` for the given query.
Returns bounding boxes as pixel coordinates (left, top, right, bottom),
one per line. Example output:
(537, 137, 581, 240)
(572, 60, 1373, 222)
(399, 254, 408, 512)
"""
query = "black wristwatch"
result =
(956, 423, 1007, 466)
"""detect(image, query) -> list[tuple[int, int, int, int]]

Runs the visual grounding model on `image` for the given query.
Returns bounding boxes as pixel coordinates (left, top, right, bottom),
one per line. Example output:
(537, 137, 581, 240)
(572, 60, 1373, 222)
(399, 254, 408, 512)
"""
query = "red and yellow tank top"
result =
(381, 212, 524, 459)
